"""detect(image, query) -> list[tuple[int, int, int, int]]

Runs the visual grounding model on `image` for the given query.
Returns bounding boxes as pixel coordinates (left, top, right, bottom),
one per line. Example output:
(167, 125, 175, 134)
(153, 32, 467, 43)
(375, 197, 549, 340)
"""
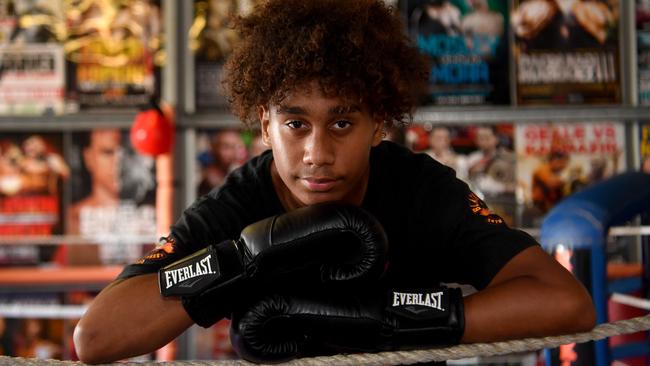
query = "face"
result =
(211, 130, 244, 168)
(475, 127, 498, 152)
(550, 155, 569, 173)
(430, 127, 451, 151)
(260, 83, 383, 208)
(84, 129, 122, 196)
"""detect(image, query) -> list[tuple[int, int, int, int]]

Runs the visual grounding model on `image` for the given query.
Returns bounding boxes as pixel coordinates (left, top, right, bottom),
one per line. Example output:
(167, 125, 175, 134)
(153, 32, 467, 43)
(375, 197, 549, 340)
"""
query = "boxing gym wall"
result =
(0, 1, 649, 365)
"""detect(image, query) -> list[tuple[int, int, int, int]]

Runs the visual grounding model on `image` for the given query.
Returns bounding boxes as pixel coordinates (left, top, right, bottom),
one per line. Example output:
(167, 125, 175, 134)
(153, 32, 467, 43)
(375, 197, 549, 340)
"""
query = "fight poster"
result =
(512, 0, 621, 105)
(400, 0, 510, 105)
(63, 0, 163, 108)
(0, 1, 66, 115)
(66, 129, 156, 265)
(191, 0, 259, 109)
(0, 294, 65, 359)
(0, 133, 68, 265)
(638, 0, 650, 105)
(195, 128, 264, 196)
(404, 123, 517, 225)
(515, 122, 625, 226)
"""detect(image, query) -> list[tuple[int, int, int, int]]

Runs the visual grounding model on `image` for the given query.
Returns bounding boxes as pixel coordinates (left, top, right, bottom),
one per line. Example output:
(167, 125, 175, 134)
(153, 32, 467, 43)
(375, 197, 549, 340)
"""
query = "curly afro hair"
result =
(222, 0, 429, 128)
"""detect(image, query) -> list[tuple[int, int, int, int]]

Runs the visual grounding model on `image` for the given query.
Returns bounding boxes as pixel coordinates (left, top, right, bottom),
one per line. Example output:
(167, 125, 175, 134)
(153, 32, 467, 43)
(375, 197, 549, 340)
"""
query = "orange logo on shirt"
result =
(136, 236, 176, 264)
(468, 192, 504, 225)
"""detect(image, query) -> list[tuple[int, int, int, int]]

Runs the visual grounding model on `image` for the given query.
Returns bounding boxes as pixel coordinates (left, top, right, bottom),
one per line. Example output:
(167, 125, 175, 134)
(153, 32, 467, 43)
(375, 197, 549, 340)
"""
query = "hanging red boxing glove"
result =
(130, 102, 174, 156)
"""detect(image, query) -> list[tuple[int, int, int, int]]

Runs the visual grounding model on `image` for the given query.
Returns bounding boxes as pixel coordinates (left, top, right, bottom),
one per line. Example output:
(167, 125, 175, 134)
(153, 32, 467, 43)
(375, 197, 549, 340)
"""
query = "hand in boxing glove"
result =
(158, 203, 388, 327)
(230, 287, 465, 364)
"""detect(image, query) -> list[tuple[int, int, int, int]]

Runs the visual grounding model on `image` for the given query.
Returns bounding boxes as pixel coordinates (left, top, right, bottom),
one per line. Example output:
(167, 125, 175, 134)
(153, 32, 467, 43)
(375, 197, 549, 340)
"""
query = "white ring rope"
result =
(1, 314, 650, 366)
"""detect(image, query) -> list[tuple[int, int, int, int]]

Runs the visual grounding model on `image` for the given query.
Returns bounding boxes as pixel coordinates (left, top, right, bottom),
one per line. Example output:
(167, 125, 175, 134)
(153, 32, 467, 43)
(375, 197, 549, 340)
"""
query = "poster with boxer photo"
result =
(0, 133, 68, 265)
(515, 122, 625, 226)
(400, 0, 510, 105)
(0, 0, 66, 115)
(192, 0, 260, 109)
(195, 127, 266, 197)
(405, 123, 517, 225)
(512, 0, 621, 105)
(637, 0, 650, 105)
(63, 0, 163, 108)
(66, 129, 157, 265)
(0, 294, 65, 359)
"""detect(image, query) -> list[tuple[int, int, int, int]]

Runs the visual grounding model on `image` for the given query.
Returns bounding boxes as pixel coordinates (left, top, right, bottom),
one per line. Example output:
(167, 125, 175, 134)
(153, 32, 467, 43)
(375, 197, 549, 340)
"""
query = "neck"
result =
(90, 185, 120, 205)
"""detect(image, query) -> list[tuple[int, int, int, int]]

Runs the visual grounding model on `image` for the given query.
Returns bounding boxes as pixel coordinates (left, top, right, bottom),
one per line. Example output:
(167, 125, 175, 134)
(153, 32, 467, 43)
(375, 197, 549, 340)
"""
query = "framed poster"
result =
(401, 0, 510, 105)
(64, 0, 163, 108)
(405, 122, 516, 224)
(192, 0, 259, 109)
(66, 129, 156, 265)
(0, 1, 66, 114)
(0, 133, 67, 265)
(515, 121, 625, 226)
(512, 0, 621, 105)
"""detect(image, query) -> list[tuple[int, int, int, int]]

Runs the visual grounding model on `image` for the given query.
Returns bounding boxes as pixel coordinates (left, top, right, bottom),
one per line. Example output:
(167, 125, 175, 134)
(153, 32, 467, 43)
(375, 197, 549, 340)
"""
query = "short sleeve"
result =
(116, 235, 188, 280)
(431, 178, 539, 289)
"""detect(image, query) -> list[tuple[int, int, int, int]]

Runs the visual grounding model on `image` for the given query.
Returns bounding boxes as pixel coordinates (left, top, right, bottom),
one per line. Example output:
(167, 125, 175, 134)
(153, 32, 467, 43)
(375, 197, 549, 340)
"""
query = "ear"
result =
(371, 120, 384, 147)
(257, 105, 271, 147)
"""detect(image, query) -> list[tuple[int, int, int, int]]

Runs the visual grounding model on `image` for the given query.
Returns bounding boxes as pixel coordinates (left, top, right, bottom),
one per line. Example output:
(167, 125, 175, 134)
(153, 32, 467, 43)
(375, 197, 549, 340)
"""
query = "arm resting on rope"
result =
(462, 245, 596, 343)
(73, 274, 193, 364)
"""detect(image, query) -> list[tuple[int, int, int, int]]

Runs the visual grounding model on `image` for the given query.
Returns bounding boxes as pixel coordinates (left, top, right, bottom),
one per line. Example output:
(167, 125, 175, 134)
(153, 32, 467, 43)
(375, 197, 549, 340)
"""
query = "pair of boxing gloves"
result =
(157, 203, 465, 363)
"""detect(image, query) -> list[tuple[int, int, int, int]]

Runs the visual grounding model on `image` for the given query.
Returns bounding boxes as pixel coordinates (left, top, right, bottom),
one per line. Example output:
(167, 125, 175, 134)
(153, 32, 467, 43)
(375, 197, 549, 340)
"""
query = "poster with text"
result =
(515, 122, 625, 226)
(0, 1, 66, 114)
(0, 133, 68, 265)
(191, 0, 259, 109)
(405, 122, 517, 225)
(66, 129, 156, 265)
(401, 0, 510, 105)
(512, 0, 621, 105)
(638, 0, 650, 104)
(64, 0, 163, 108)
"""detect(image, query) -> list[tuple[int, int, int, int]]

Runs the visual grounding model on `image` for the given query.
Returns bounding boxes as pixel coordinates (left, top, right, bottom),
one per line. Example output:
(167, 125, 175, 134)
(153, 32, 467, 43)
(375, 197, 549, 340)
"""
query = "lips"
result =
(302, 177, 339, 192)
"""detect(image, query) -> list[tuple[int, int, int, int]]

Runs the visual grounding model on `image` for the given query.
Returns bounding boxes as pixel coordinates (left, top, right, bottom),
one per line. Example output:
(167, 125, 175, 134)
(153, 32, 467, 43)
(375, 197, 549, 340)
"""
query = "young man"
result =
(74, 0, 595, 364)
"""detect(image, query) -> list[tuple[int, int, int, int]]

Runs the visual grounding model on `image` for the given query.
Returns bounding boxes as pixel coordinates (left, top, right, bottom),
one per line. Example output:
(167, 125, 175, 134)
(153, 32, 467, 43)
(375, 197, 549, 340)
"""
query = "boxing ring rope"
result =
(2, 313, 650, 366)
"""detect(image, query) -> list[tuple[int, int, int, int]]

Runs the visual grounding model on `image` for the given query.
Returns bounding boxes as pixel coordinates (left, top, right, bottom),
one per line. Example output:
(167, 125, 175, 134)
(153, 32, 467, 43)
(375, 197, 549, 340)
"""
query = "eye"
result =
(332, 120, 352, 129)
(286, 120, 306, 129)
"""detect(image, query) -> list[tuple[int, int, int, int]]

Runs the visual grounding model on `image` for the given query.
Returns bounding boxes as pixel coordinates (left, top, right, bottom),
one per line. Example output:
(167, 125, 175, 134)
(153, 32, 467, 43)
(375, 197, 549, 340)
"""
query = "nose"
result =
(303, 128, 335, 167)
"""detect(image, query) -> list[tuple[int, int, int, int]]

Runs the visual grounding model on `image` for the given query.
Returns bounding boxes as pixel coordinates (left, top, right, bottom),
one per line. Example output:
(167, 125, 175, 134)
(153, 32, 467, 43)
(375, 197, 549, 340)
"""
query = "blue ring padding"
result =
(540, 172, 650, 249)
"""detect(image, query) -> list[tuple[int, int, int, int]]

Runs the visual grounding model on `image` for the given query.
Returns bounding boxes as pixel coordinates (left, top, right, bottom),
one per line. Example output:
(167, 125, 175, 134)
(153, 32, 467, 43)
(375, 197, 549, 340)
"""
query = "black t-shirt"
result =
(118, 140, 537, 291)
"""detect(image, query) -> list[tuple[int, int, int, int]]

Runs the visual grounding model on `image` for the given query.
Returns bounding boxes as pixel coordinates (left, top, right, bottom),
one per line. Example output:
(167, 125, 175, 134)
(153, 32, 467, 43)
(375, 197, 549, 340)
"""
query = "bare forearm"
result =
(461, 278, 591, 342)
(461, 247, 596, 343)
(74, 274, 194, 364)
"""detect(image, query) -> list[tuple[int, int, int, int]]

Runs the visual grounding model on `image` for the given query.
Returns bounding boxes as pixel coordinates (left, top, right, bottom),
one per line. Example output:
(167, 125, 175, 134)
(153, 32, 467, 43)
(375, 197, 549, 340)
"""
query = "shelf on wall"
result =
(414, 105, 650, 124)
(177, 105, 650, 128)
(0, 266, 122, 287)
(1, 105, 648, 131)
(0, 110, 140, 131)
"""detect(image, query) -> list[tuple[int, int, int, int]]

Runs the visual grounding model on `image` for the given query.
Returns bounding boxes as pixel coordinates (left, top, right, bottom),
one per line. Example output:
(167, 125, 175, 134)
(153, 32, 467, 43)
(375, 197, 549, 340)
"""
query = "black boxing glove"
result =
(158, 203, 388, 327)
(230, 287, 465, 364)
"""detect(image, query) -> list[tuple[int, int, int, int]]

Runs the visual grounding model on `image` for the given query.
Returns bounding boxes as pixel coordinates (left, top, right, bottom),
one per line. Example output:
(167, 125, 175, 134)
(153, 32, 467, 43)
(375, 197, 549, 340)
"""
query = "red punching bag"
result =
(130, 103, 174, 156)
